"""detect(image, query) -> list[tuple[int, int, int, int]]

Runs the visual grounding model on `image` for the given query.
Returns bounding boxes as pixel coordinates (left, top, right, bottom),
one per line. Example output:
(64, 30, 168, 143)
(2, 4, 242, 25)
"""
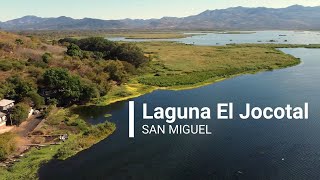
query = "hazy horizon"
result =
(1, 0, 320, 22)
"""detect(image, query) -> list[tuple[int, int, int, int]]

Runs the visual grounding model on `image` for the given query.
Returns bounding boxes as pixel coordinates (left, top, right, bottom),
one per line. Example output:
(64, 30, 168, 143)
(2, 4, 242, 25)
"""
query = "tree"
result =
(42, 68, 98, 105)
(59, 37, 147, 67)
(43, 68, 70, 89)
(11, 103, 29, 126)
(80, 83, 99, 102)
(104, 61, 128, 83)
(28, 91, 45, 109)
(113, 43, 147, 67)
(66, 44, 83, 58)
(5, 76, 36, 102)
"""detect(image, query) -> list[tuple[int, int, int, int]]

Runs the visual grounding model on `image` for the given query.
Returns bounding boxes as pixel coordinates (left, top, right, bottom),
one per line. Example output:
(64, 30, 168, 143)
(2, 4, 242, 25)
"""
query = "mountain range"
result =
(0, 5, 319, 30)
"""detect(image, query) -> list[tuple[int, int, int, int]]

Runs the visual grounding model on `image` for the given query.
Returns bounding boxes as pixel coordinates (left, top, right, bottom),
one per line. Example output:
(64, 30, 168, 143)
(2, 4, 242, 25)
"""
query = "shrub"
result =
(15, 39, 24, 45)
(0, 60, 13, 71)
(11, 103, 29, 126)
(66, 44, 83, 58)
(42, 52, 52, 63)
(0, 133, 16, 160)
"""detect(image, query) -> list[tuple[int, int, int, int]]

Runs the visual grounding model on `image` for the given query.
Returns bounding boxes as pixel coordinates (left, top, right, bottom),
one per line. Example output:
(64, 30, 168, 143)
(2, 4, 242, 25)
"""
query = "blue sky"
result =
(1, 0, 319, 21)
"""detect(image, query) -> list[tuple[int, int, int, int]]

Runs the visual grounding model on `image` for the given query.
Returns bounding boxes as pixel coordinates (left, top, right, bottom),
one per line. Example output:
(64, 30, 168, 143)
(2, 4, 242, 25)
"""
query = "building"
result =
(0, 112, 7, 127)
(0, 99, 15, 111)
(0, 99, 15, 127)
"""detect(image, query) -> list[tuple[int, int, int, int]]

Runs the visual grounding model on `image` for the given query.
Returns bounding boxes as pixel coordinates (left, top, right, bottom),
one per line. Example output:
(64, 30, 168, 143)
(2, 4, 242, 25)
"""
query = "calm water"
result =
(43, 30, 320, 179)
(108, 31, 320, 45)
(39, 47, 320, 179)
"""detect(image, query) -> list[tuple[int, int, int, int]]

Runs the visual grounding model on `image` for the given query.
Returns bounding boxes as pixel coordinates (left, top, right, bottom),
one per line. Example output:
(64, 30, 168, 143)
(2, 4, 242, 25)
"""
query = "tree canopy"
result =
(59, 37, 148, 67)
(42, 68, 98, 105)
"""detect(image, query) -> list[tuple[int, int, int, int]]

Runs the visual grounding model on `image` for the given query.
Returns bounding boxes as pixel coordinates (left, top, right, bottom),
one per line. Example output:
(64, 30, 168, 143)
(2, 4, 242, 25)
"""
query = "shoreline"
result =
(0, 46, 302, 180)
(100, 55, 301, 106)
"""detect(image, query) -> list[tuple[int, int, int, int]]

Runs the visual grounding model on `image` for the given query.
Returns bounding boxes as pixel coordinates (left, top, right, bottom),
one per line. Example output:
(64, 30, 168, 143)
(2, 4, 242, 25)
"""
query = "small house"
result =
(0, 112, 7, 127)
(0, 99, 15, 111)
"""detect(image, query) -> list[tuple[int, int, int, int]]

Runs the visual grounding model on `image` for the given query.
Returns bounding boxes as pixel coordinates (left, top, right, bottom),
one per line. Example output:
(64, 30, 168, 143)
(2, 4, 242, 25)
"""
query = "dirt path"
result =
(10, 115, 44, 155)
(12, 115, 42, 137)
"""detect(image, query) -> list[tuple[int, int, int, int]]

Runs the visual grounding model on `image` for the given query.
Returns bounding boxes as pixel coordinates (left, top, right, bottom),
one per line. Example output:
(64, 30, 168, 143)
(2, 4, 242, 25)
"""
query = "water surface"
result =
(40, 48, 320, 180)
(108, 31, 320, 45)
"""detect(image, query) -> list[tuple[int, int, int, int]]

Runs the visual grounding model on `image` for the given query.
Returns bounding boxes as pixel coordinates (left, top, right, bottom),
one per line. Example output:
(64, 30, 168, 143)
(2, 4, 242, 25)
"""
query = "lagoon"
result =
(107, 30, 320, 45)
(40, 34, 320, 179)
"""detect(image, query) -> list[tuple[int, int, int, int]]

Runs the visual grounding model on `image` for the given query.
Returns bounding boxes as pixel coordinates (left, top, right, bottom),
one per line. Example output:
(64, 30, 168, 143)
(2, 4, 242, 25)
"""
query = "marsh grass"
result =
(136, 42, 300, 87)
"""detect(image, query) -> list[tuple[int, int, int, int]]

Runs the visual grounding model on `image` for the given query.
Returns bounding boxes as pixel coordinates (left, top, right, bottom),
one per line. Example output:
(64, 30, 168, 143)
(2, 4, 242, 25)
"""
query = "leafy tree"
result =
(113, 43, 147, 67)
(104, 61, 128, 83)
(58, 38, 78, 45)
(66, 44, 83, 58)
(77, 37, 116, 53)
(28, 91, 45, 109)
(5, 76, 36, 102)
(80, 83, 99, 102)
(11, 103, 29, 126)
(42, 68, 97, 105)
(59, 37, 148, 67)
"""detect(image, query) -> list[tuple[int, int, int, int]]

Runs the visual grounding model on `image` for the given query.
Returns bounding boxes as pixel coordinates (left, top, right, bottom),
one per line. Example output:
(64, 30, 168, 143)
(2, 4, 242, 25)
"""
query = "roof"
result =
(0, 112, 6, 117)
(0, 99, 15, 107)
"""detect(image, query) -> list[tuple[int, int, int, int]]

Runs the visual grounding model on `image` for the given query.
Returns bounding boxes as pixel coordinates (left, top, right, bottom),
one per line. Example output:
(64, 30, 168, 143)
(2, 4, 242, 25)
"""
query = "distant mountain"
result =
(1, 5, 320, 30)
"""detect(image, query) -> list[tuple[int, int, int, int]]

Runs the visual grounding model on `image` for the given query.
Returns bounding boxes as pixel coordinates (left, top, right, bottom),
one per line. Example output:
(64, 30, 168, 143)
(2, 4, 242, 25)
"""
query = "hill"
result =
(1, 5, 320, 30)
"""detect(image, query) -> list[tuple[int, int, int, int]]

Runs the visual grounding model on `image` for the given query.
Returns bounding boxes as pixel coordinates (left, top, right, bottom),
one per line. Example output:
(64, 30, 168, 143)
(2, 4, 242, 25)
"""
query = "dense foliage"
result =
(10, 103, 29, 126)
(0, 133, 16, 160)
(59, 37, 147, 67)
(42, 68, 98, 105)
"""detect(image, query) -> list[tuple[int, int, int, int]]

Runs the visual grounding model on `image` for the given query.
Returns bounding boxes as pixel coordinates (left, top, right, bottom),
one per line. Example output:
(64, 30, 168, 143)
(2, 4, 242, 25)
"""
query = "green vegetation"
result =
(59, 37, 148, 67)
(19, 30, 195, 41)
(0, 30, 317, 180)
(0, 133, 16, 161)
(41, 52, 52, 64)
(10, 103, 30, 126)
(3, 76, 37, 102)
(42, 68, 99, 105)
(0, 143, 62, 180)
(113, 33, 194, 39)
(136, 42, 300, 87)
(55, 121, 115, 160)
(0, 107, 115, 180)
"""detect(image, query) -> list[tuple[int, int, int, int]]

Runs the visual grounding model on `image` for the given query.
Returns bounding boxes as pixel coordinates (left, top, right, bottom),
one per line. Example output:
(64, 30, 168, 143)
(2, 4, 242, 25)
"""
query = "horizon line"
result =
(1, 4, 318, 22)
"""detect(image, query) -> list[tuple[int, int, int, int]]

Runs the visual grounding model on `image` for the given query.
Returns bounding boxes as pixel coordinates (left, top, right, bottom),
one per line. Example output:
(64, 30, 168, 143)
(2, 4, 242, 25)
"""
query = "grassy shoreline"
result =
(0, 108, 116, 180)
(0, 41, 305, 179)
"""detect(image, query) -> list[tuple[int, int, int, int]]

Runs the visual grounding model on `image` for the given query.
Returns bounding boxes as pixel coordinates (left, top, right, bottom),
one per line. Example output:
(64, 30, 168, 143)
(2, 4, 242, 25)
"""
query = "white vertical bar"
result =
(129, 101, 135, 138)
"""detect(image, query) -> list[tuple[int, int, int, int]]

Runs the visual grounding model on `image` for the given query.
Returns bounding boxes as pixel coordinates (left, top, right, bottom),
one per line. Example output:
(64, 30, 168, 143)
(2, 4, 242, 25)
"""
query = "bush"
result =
(0, 60, 13, 71)
(42, 52, 52, 63)
(0, 133, 16, 160)
(104, 60, 128, 83)
(11, 102, 29, 126)
(28, 91, 45, 109)
(66, 44, 83, 58)
(15, 39, 24, 45)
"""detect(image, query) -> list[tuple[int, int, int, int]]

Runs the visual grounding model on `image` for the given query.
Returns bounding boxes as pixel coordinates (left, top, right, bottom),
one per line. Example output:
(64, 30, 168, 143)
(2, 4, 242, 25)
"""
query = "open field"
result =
(19, 30, 197, 40)
(106, 32, 195, 39)
(135, 42, 300, 87)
